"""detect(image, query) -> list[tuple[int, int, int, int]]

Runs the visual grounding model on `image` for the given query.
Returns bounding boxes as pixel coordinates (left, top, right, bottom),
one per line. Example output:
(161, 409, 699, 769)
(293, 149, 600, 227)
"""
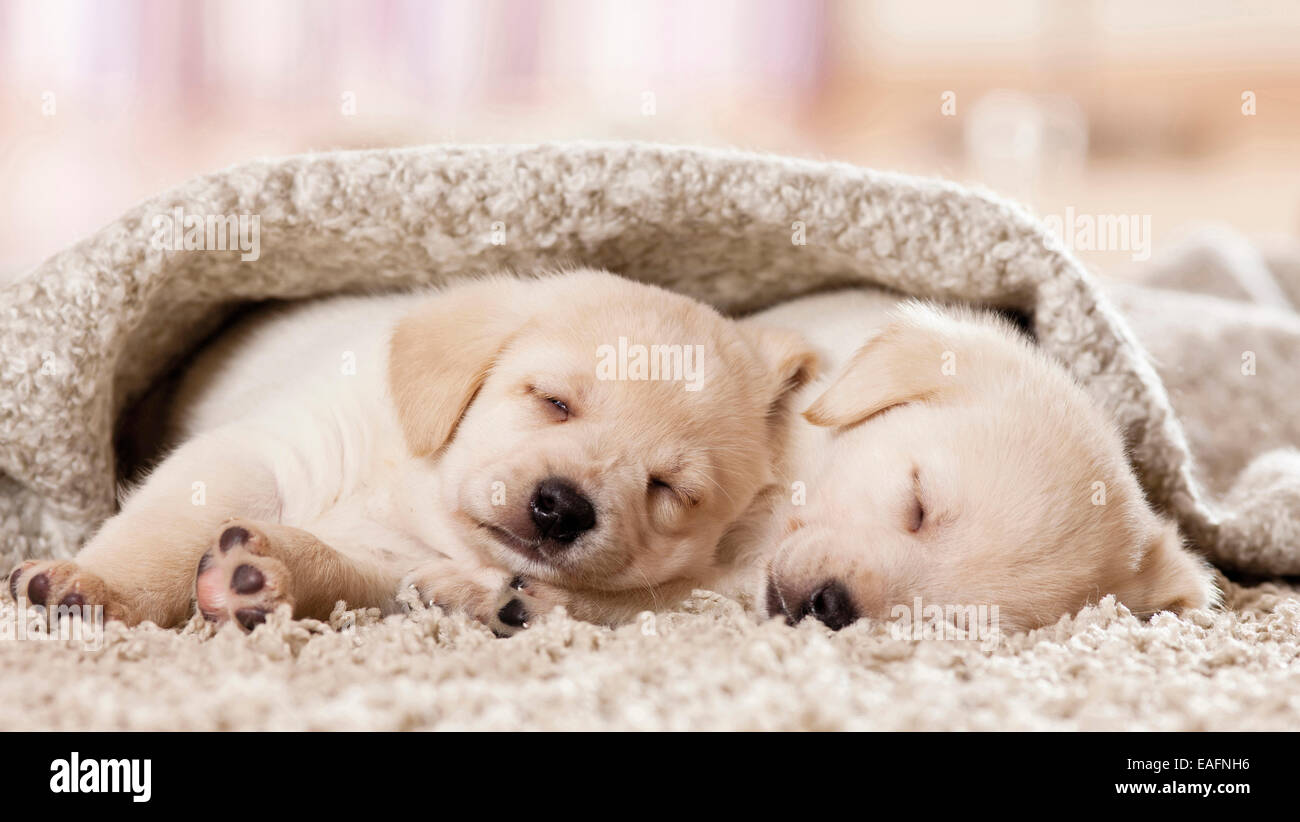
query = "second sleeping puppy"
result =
(740, 289, 1217, 633)
(8, 270, 815, 635)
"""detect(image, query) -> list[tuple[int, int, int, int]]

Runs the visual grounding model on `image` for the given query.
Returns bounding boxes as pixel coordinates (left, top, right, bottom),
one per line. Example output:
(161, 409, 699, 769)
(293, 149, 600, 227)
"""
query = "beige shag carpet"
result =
(2, 580, 1298, 731)
(3, 144, 1299, 730)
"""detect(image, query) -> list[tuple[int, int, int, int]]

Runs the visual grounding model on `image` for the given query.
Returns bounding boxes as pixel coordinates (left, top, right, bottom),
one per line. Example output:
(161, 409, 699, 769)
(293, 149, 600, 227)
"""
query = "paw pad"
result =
(235, 608, 267, 631)
(59, 592, 85, 609)
(5, 561, 115, 621)
(195, 520, 292, 632)
(26, 573, 50, 606)
(219, 525, 250, 552)
(497, 598, 529, 629)
(231, 564, 264, 595)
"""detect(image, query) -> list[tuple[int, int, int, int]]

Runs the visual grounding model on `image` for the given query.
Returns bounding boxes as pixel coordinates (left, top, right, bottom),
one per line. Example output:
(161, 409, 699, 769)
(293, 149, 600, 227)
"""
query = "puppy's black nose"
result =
(805, 581, 858, 631)
(529, 478, 596, 544)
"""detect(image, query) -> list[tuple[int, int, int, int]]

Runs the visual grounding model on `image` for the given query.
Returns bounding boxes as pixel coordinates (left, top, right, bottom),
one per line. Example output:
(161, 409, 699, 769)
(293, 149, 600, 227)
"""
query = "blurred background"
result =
(3, 0, 1298, 277)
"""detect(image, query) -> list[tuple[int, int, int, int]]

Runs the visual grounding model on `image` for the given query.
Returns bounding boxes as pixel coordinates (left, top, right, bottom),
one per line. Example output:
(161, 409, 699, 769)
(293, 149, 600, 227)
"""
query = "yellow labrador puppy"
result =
(8, 270, 815, 635)
(742, 290, 1216, 634)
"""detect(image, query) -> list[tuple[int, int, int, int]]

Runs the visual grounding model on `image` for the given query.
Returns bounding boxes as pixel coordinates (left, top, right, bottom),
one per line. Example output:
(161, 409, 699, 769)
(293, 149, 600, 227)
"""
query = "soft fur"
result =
(8, 270, 814, 633)
(740, 290, 1216, 633)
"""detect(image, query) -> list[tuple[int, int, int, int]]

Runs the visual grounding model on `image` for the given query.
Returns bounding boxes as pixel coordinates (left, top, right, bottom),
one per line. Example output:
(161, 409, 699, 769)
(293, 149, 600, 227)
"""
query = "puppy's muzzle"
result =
(529, 477, 596, 546)
(767, 578, 859, 631)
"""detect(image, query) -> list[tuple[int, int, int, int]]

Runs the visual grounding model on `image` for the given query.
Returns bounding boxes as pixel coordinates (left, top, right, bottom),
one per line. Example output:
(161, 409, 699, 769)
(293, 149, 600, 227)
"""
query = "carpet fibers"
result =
(3, 577, 1298, 731)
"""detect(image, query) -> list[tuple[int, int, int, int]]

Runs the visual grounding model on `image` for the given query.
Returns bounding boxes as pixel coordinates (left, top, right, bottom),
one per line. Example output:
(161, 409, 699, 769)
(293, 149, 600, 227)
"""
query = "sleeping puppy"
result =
(7, 270, 815, 635)
(742, 290, 1217, 634)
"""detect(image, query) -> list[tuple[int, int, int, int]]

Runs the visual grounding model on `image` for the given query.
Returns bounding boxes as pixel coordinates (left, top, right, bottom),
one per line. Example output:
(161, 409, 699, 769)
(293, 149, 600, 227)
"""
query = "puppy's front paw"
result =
(489, 576, 567, 637)
(7, 560, 120, 621)
(401, 557, 529, 636)
(195, 520, 293, 632)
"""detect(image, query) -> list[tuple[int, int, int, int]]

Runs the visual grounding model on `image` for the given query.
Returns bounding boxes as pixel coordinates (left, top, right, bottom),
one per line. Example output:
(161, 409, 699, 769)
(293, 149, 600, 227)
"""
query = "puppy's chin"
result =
(479, 522, 577, 580)
(454, 510, 556, 576)
(451, 502, 585, 585)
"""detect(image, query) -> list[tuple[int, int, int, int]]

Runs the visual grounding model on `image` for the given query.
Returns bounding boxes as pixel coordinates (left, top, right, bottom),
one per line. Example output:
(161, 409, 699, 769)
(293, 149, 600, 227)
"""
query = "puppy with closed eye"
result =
(741, 289, 1217, 634)
(7, 270, 816, 635)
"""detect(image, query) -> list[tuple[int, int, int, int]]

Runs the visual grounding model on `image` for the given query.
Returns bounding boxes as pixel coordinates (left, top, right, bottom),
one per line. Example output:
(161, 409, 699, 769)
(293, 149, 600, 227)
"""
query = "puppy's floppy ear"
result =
(743, 325, 820, 416)
(388, 277, 527, 457)
(803, 308, 957, 428)
(1119, 520, 1218, 617)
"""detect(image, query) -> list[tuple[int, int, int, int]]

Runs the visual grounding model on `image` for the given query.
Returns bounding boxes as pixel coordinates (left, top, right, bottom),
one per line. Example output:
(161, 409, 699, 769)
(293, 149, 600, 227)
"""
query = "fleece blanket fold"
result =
(1, 142, 1297, 581)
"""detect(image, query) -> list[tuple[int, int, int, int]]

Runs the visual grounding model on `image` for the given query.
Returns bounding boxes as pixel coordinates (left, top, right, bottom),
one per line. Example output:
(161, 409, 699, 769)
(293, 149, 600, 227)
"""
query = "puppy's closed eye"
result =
(907, 495, 925, 533)
(528, 386, 571, 421)
(906, 469, 925, 533)
(648, 475, 701, 507)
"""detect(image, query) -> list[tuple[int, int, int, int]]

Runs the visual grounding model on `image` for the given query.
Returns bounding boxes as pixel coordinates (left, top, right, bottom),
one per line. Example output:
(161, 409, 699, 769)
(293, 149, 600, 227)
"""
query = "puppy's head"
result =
(390, 270, 815, 605)
(764, 302, 1216, 633)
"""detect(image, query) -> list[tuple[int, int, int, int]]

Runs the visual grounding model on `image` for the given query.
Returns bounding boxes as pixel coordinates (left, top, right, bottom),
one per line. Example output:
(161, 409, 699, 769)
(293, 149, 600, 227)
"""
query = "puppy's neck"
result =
(707, 482, 787, 610)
